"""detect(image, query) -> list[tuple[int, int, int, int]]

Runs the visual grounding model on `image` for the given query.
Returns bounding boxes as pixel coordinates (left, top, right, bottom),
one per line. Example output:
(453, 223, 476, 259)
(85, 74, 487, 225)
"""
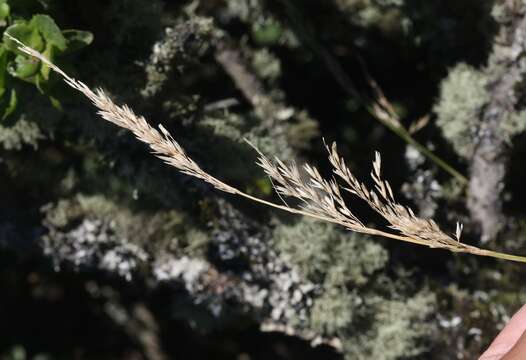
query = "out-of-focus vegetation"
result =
(0, 1, 91, 146)
(1, 1, 526, 359)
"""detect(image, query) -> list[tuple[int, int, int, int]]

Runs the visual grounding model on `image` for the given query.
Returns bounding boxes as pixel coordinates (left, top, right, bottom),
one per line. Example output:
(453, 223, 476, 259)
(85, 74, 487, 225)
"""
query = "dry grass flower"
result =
(7, 33, 526, 264)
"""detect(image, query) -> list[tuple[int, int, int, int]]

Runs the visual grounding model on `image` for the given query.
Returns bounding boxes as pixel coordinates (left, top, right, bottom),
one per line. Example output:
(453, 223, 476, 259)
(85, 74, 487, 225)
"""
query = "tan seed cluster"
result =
(8, 33, 526, 263)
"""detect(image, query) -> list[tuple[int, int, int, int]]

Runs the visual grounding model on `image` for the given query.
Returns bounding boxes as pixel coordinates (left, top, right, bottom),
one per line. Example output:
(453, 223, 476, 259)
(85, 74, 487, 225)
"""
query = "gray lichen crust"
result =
(434, 1, 526, 242)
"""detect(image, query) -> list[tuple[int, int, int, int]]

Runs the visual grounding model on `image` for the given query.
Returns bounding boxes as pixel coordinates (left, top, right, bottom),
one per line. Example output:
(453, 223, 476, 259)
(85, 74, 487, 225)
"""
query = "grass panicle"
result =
(8, 33, 526, 264)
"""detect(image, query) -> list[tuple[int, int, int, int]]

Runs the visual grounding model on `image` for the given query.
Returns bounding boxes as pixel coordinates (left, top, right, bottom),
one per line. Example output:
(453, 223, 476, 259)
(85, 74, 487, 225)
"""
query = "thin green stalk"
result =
(279, 0, 468, 184)
(237, 190, 526, 264)
(382, 120, 469, 184)
(478, 249, 526, 263)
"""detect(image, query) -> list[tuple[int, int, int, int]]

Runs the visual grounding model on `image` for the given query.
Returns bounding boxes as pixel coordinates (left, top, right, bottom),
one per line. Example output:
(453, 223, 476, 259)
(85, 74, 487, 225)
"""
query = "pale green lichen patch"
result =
(500, 110, 526, 142)
(273, 219, 434, 359)
(434, 63, 489, 158)
(273, 219, 388, 284)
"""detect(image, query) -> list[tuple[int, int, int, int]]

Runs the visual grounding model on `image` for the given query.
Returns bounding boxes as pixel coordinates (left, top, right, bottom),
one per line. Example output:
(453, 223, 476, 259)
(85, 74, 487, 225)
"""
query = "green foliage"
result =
(0, 0, 9, 25)
(2, 13, 92, 111)
(252, 19, 283, 46)
(0, 2, 92, 150)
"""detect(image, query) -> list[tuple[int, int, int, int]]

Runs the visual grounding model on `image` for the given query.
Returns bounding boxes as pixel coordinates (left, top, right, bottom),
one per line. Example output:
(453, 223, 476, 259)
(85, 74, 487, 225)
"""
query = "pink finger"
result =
(480, 304, 526, 359)
(501, 331, 526, 359)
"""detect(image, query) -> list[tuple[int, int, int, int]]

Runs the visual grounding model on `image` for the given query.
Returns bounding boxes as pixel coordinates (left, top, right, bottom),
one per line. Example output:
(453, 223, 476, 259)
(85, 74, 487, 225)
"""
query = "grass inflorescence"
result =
(7, 33, 526, 264)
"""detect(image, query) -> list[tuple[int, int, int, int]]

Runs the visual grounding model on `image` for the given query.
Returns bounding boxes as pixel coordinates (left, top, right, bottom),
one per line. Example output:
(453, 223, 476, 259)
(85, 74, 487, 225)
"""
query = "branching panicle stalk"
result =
(7, 34, 526, 264)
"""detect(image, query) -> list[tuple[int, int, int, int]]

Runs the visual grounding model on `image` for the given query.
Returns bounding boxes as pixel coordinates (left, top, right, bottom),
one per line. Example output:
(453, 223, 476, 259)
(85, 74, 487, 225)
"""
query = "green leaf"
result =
(49, 95, 62, 111)
(35, 66, 55, 93)
(62, 29, 93, 54)
(0, 2, 10, 22)
(4, 21, 45, 52)
(252, 22, 283, 45)
(0, 45, 8, 93)
(30, 14, 66, 51)
(39, 42, 54, 81)
(8, 53, 39, 80)
(2, 87, 17, 120)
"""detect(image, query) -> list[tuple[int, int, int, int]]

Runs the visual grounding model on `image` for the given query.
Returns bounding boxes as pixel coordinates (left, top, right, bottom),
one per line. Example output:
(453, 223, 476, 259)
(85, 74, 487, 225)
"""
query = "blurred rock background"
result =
(1, 0, 526, 359)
